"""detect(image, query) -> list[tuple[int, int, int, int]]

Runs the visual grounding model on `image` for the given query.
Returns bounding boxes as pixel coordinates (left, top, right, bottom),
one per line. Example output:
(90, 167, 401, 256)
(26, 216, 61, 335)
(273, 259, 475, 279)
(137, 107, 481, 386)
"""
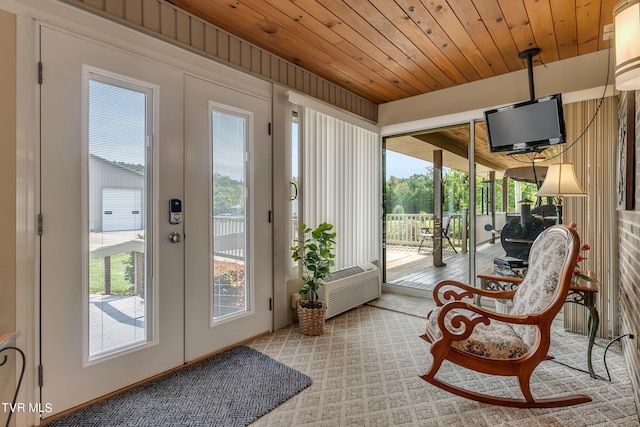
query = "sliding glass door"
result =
(382, 124, 473, 290)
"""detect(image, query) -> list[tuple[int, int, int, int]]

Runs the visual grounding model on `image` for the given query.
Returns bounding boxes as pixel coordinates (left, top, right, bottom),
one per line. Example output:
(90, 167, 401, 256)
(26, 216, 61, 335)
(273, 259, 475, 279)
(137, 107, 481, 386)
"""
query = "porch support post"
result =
(433, 150, 445, 267)
(502, 177, 508, 215)
(135, 251, 144, 298)
(104, 255, 111, 295)
(489, 171, 496, 244)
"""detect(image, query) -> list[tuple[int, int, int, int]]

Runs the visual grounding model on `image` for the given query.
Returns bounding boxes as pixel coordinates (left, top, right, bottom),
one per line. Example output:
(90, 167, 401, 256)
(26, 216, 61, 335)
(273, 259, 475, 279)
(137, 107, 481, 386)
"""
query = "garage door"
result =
(102, 188, 142, 231)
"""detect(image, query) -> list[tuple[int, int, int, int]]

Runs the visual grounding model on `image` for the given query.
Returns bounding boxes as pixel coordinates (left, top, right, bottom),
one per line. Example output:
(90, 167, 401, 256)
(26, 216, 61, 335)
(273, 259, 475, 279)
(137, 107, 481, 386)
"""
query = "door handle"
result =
(169, 232, 182, 243)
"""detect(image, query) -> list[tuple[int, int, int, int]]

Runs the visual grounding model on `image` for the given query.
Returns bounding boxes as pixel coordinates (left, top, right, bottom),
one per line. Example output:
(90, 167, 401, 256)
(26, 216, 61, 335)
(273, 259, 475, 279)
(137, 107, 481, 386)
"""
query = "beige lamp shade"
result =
(536, 163, 587, 197)
(614, 0, 640, 91)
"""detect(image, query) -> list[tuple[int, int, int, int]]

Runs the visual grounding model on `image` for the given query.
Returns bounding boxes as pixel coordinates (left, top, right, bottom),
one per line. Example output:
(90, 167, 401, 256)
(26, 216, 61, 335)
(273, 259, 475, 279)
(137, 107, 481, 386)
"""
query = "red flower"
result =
(568, 221, 597, 283)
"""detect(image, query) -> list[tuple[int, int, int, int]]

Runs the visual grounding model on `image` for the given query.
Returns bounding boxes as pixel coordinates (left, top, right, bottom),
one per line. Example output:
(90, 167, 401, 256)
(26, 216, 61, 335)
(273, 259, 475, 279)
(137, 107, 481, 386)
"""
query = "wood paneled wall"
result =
(60, 0, 377, 122)
(619, 90, 640, 410)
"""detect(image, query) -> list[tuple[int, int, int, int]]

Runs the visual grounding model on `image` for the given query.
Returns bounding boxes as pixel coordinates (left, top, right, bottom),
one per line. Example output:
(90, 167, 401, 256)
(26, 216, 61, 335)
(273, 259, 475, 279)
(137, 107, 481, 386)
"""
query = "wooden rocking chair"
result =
(420, 225, 591, 408)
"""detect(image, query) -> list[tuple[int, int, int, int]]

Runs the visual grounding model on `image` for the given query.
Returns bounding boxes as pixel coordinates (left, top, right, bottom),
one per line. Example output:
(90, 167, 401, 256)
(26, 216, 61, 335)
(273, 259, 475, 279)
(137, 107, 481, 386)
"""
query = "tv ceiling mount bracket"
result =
(519, 48, 541, 101)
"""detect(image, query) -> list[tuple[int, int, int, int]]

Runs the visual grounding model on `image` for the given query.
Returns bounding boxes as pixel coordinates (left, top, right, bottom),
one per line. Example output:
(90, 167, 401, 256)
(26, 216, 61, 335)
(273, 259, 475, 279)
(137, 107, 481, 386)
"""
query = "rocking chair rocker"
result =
(420, 224, 591, 408)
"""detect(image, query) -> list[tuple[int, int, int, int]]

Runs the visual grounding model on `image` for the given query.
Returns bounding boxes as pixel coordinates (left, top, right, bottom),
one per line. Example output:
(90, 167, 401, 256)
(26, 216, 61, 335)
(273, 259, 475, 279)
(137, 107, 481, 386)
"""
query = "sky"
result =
(89, 79, 245, 181)
(89, 79, 147, 165)
(385, 150, 431, 179)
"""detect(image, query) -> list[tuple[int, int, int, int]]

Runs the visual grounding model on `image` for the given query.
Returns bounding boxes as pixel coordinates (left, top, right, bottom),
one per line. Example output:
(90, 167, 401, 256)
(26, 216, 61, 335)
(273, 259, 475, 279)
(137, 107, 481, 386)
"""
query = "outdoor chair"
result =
(417, 227, 434, 253)
(420, 224, 591, 408)
(418, 214, 457, 253)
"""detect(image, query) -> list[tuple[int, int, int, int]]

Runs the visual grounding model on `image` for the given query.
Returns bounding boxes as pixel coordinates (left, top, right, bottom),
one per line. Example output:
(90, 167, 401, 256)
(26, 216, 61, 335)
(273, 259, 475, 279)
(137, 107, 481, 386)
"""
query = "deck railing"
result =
(213, 215, 245, 259)
(215, 212, 507, 257)
(385, 213, 468, 252)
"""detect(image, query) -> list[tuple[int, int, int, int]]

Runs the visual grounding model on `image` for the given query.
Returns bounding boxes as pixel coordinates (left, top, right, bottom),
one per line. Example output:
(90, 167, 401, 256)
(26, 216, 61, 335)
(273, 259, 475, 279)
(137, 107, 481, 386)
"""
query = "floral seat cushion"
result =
(425, 232, 570, 360)
(425, 307, 530, 360)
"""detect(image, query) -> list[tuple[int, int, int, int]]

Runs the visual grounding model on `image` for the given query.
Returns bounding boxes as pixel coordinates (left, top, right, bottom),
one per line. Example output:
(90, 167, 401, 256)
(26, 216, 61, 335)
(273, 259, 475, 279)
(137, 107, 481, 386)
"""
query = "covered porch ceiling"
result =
(385, 122, 561, 179)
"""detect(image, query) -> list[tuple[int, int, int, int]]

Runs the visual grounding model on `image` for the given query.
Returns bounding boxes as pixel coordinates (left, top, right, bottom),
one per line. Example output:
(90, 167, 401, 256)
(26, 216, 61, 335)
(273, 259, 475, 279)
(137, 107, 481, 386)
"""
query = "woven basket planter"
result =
(297, 300, 327, 336)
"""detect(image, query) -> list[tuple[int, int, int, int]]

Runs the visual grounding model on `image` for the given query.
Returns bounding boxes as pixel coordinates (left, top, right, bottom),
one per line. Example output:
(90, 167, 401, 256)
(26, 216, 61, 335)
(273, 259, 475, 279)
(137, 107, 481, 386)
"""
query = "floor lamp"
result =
(536, 163, 587, 224)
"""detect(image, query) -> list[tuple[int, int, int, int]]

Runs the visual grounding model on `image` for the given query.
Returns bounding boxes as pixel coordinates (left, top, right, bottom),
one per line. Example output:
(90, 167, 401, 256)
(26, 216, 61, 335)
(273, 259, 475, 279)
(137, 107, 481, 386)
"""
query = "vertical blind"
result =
(301, 107, 380, 270)
(563, 96, 618, 338)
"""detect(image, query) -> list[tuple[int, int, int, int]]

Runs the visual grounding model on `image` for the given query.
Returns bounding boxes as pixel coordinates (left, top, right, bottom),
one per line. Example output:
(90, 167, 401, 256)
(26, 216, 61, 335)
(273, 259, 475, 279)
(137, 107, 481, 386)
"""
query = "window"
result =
(211, 108, 249, 321)
(87, 74, 152, 360)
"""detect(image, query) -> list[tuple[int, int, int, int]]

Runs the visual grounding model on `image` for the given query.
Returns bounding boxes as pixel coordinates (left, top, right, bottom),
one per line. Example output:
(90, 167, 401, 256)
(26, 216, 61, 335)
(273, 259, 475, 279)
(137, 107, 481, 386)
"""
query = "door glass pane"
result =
(291, 112, 299, 270)
(212, 109, 247, 321)
(88, 76, 150, 360)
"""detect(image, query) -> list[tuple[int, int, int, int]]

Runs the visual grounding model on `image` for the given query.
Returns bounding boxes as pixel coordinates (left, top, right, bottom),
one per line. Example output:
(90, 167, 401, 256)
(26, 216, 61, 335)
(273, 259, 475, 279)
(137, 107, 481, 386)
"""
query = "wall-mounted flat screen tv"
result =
(484, 93, 566, 153)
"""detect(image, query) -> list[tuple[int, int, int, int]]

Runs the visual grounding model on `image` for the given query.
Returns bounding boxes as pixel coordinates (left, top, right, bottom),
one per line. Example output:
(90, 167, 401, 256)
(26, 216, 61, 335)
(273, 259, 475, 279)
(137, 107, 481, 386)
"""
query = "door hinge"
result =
(38, 365, 44, 387)
(268, 210, 272, 223)
(269, 298, 272, 311)
(37, 213, 43, 236)
(38, 61, 43, 85)
(268, 123, 272, 136)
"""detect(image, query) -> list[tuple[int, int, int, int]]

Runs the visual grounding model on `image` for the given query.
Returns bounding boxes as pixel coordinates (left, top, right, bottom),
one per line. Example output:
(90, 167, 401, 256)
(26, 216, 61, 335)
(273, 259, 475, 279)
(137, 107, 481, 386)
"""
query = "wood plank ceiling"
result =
(169, 0, 616, 176)
(171, 0, 617, 105)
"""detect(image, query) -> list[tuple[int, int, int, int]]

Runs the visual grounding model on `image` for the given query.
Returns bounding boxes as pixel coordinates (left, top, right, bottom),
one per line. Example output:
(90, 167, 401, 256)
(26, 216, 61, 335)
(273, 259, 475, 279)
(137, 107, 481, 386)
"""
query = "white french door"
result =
(184, 75, 272, 361)
(39, 26, 272, 417)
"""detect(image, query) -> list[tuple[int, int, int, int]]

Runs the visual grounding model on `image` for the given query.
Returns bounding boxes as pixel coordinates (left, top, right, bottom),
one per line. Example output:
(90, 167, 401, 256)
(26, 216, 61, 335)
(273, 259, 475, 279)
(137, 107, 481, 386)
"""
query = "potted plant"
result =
(291, 222, 336, 335)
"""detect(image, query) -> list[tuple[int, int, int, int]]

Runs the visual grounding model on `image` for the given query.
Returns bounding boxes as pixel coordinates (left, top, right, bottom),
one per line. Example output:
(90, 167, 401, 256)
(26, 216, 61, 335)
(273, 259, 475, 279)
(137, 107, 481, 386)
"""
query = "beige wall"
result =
(0, 7, 17, 420)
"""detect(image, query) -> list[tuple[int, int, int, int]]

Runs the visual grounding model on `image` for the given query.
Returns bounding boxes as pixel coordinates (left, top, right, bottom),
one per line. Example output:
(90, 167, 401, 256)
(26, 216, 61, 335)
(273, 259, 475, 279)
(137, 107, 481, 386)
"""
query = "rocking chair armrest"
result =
(433, 280, 517, 306)
(436, 301, 540, 342)
(476, 274, 524, 285)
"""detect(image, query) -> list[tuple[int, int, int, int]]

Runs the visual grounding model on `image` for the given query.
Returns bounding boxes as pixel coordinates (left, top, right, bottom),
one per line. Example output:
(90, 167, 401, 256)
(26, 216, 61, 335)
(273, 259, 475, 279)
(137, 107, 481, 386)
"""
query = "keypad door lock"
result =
(169, 199, 182, 224)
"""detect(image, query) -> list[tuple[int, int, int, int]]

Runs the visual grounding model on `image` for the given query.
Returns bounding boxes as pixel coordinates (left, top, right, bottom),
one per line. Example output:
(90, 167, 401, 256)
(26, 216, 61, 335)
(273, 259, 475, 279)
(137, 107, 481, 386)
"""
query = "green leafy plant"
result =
(291, 222, 336, 307)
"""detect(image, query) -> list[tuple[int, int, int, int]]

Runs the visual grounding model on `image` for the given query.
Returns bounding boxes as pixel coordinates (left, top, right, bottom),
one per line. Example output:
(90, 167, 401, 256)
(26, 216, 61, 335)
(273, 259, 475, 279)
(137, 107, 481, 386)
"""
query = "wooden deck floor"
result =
(89, 284, 243, 358)
(385, 242, 506, 292)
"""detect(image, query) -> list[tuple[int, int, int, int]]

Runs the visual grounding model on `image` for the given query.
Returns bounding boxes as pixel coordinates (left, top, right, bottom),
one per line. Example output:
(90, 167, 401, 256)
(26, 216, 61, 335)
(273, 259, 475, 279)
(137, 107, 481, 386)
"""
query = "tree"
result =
(385, 179, 399, 214)
(213, 173, 244, 215)
(443, 170, 469, 213)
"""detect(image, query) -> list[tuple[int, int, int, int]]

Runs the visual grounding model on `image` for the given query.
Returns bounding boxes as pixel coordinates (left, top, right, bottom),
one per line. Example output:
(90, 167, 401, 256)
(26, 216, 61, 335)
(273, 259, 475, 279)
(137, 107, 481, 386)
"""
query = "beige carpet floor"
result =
(248, 293, 639, 426)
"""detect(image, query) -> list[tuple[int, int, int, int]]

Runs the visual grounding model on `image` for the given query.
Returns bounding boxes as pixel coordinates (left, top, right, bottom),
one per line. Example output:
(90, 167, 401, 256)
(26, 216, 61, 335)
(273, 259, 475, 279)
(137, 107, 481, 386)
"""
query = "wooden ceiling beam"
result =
(412, 133, 511, 172)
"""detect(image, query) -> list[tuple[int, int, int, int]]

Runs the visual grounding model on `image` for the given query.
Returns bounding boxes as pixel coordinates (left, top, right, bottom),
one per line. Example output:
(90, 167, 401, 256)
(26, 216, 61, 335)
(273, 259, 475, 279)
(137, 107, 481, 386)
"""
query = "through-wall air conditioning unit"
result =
(318, 262, 381, 319)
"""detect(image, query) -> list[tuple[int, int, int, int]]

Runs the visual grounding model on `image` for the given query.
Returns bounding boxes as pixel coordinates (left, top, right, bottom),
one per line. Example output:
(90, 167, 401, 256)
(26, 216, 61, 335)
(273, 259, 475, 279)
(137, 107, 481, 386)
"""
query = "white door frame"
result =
(7, 1, 274, 423)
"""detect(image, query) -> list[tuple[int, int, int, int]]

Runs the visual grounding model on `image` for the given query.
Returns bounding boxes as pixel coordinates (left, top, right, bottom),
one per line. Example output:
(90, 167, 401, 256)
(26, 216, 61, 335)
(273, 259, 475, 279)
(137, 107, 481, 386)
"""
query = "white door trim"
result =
(9, 3, 273, 423)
